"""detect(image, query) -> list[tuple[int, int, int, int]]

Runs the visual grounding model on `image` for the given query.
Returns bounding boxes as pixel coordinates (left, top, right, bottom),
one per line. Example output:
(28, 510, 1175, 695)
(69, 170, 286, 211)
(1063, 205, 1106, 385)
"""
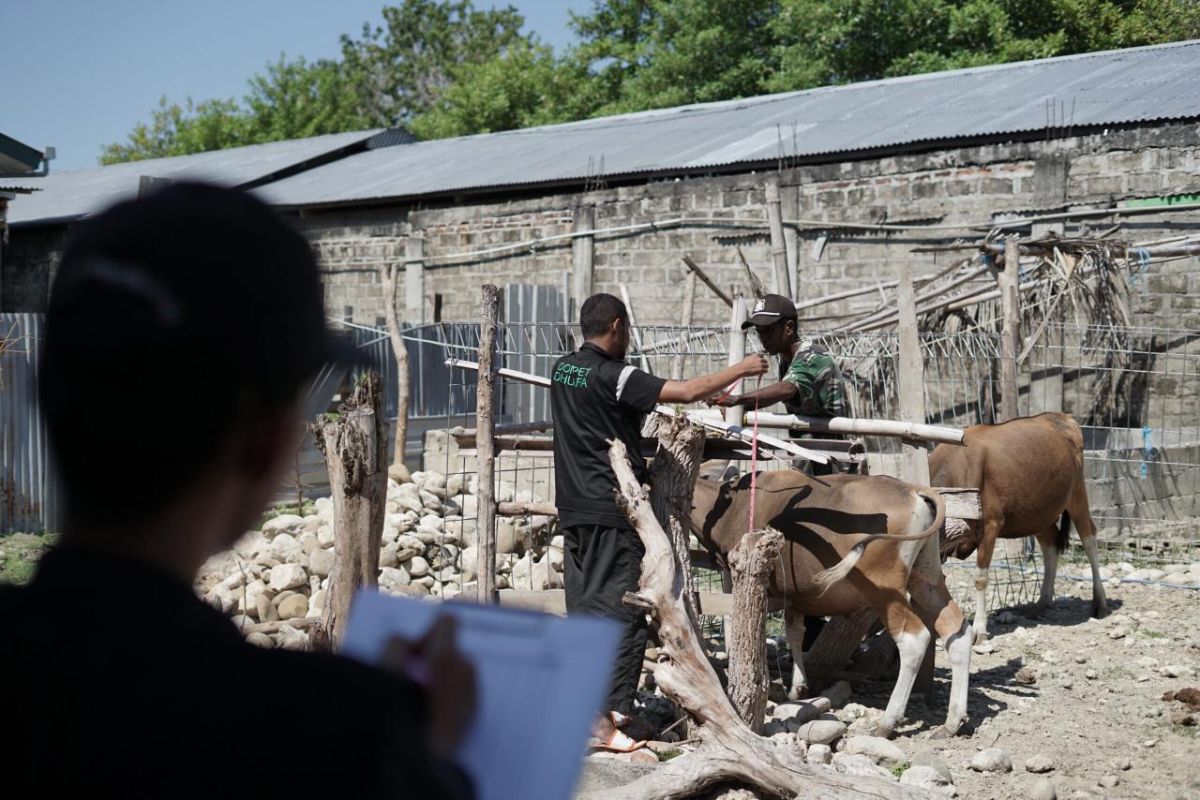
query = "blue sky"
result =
(1, 1, 591, 171)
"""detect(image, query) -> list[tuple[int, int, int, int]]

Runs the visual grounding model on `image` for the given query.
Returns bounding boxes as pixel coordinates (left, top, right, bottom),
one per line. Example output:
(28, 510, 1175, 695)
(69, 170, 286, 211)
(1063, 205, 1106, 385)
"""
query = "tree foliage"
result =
(102, 0, 1200, 163)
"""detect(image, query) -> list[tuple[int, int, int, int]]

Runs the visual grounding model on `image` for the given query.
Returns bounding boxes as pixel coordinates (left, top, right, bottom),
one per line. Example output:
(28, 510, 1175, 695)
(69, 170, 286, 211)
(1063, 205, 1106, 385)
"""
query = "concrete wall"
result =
(291, 122, 1200, 331)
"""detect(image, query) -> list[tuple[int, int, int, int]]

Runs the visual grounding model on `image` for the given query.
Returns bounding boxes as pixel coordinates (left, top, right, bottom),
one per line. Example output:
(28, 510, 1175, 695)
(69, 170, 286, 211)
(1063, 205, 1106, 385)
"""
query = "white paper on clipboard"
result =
(343, 590, 622, 800)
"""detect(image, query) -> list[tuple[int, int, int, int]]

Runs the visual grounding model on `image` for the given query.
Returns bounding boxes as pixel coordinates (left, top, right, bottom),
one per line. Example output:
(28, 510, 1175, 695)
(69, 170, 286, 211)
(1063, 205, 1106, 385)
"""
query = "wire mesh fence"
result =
(364, 314, 1200, 616)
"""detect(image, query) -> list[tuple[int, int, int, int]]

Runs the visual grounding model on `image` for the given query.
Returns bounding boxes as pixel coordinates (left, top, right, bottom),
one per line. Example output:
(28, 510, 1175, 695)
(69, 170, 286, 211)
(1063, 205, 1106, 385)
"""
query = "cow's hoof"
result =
(787, 685, 809, 701)
(928, 725, 954, 740)
(972, 629, 990, 645)
(1092, 602, 1111, 619)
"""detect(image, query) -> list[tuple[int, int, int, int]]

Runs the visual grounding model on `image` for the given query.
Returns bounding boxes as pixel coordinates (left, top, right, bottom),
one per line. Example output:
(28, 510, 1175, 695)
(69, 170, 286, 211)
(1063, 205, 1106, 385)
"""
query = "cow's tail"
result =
(811, 487, 947, 596)
(1056, 509, 1072, 553)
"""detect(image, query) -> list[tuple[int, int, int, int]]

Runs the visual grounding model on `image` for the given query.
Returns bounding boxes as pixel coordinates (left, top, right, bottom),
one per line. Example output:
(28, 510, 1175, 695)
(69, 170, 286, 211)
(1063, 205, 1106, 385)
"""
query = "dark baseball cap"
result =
(741, 294, 797, 330)
(44, 182, 365, 409)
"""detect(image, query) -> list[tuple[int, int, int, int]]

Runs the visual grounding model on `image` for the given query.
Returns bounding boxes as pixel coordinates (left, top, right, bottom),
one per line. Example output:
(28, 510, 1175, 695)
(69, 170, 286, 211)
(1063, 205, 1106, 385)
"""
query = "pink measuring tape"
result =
(747, 375, 762, 531)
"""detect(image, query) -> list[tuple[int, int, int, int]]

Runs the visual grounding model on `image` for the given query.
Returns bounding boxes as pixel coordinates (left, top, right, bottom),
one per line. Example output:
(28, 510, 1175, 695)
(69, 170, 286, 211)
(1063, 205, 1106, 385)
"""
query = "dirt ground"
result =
(826, 575, 1200, 799)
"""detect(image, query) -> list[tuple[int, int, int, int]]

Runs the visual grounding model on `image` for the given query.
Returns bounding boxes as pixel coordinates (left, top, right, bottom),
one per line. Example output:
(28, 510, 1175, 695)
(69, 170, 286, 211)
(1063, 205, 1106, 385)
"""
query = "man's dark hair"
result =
(40, 183, 339, 527)
(579, 293, 627, 338)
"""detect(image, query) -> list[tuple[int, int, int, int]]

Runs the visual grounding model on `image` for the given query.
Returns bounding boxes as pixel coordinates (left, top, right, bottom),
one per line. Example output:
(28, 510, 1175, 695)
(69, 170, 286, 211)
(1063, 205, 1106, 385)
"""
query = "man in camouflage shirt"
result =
(713, 294, 853, 476)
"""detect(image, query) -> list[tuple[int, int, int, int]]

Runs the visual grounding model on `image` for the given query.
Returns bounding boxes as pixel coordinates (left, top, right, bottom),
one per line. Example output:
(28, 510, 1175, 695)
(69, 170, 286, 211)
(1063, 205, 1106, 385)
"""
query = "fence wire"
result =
(377, 317, 1200, 618)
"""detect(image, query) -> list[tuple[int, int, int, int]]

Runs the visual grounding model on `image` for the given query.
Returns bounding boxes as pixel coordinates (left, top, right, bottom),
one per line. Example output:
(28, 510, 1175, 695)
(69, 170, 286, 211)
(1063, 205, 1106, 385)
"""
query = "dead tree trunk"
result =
(727, 529, 782, 733)
(648, 414, 705, 630)
(381, 263, 411, 480)
(583, 439, 936, 800)
(314, 373, 387, 650)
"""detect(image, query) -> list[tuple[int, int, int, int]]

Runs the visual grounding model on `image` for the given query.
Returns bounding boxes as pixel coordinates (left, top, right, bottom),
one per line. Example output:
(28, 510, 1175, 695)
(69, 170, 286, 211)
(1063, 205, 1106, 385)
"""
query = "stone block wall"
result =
(294, 122, 1200, 333)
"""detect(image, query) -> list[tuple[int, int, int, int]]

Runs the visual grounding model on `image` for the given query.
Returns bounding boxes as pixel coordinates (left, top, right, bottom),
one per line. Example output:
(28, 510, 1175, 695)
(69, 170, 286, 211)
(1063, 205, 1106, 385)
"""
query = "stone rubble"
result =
(195, 471, 564, 650)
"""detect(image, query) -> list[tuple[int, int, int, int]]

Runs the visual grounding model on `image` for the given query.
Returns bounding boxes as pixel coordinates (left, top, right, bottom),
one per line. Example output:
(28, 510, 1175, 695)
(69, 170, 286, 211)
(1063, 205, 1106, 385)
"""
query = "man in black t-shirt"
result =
(551, 293, 767, 749)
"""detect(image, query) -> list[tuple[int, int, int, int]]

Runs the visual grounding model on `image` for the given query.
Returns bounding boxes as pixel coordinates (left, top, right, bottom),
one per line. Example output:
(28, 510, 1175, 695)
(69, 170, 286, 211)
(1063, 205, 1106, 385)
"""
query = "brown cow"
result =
(690, 470, 972, 738)
(929, 412, 1109, 644)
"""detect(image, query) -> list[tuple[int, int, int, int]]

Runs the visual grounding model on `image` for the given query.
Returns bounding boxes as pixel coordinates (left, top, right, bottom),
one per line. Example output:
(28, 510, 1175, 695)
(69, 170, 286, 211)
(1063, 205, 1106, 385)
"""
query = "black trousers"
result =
(563, 524, 648, 715)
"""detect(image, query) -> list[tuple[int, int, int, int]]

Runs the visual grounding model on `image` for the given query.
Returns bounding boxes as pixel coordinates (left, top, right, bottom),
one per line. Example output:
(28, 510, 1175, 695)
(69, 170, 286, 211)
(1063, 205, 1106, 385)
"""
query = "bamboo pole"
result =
(765, 179, 792, 297)
(725, 297, 748, 426)
(475, 285, 500, 604)
(681, 255, 734, 308)
(619, 283, 651, 372)
(734, 411, 964, 445)
(672, 271, 697, 380)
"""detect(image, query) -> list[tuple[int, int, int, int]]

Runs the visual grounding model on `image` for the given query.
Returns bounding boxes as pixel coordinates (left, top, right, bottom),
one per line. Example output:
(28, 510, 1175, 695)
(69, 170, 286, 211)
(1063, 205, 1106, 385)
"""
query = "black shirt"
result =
(551, 342, 666, 528)
(0, 546, 473, 799)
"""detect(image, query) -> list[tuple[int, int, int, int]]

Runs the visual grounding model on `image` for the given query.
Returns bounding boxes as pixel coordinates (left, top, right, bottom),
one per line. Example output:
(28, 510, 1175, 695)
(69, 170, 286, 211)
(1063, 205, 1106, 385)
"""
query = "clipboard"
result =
(343, 589, 623, 800)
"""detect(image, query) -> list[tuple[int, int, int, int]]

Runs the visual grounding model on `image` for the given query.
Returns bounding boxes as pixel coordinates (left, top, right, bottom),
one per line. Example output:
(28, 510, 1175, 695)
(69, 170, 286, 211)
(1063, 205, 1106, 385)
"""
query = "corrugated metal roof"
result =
(7, 129, 389, 227)
(257, 40, 1200, 208)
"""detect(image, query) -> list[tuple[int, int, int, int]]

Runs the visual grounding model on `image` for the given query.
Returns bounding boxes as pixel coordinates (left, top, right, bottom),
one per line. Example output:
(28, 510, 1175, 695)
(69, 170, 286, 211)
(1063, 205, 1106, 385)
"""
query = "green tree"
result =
(767, 0, 1200, 91)
(243, 56, 368, 142)
(338, 0, 532, 127)
(100, 97, 249, 164)
(409, 42, 591, 138)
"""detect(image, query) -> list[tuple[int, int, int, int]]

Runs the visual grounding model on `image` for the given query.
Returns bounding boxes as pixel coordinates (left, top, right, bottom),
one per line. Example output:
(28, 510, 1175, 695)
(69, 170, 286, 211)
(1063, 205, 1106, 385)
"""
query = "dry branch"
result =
(583, 438, 936, 800)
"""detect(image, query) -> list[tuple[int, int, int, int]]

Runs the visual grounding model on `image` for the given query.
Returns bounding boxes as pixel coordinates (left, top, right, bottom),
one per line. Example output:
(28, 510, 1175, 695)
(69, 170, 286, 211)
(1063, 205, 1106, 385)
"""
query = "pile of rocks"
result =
(195, 470, 563, 649)
(1095, 560, 1200, 588)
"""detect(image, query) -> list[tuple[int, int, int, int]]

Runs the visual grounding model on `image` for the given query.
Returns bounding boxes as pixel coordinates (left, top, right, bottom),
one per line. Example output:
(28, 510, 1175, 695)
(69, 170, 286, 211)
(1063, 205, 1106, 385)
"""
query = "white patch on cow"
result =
(1038, 537, 1059, 609)
(943, 619, 972, 733)
(785, 611, 807, 700)
(897, 492, 935, 569)
(880, 628, 930, 734)
(1081, 533, 1109, 615)
(973, 567, 990, 640)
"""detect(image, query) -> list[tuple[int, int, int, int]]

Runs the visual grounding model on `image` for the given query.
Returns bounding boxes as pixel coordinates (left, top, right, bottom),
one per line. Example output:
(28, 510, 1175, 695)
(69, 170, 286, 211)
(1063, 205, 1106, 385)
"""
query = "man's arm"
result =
(711, 380, 798, 409)
(657, 355, 769, 404)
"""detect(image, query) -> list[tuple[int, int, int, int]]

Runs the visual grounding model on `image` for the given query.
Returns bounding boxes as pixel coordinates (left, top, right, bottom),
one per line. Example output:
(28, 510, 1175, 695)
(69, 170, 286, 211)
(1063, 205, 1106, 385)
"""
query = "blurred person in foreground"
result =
(0, 183, 475, 798)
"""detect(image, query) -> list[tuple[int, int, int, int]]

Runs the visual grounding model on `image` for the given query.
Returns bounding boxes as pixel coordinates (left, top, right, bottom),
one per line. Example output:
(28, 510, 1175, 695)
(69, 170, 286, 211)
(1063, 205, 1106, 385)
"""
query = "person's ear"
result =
(610, 316, 624, 337)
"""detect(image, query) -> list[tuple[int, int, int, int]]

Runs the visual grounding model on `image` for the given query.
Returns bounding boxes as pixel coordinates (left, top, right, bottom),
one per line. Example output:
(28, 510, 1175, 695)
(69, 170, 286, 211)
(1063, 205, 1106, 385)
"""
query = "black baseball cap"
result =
(44, 181, 365, 409)
(741, 294, 797, 330)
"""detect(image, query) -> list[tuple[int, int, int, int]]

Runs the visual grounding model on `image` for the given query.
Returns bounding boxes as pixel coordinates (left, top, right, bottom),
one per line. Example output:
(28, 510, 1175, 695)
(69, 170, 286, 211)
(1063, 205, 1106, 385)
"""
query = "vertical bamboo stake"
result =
(619, 283, 650, 372)
(572, 206, 595, 313)
(476, 285, 500, 604)
(672, 271, 697, 381)
(382, 260, 411, 474)
(765, 179, 792, 298)
(897, 265, 936, 693)
(727, 529, 783, 732)
(725, 297, 748, 426)
(999, 237, 1021, 422)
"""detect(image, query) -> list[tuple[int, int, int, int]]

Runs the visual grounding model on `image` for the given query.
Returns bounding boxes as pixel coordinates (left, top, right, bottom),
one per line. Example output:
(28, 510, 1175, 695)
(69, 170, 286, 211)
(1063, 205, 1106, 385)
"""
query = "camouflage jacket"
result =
(780, 338, 847, 418)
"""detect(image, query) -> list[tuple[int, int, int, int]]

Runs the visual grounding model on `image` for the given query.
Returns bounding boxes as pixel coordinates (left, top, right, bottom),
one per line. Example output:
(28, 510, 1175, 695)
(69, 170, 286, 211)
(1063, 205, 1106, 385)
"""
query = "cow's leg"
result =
(971, 517, 1002, 643)
(784, 605, 808, 700)
(1032, 527, 1059, 616)
(908, 567, 972, 737)
(1068, 483, 1109, 618)
(870, 592, 930, 739)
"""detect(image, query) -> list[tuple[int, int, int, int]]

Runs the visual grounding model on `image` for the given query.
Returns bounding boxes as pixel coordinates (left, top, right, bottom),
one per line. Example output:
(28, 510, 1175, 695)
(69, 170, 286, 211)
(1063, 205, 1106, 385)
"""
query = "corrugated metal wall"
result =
(1, 313, 61, 533)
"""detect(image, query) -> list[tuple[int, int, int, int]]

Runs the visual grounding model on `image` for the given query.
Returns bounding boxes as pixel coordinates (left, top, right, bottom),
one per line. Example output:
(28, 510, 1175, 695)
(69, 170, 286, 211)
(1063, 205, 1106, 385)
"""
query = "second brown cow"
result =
(930, 412, 1110, 643)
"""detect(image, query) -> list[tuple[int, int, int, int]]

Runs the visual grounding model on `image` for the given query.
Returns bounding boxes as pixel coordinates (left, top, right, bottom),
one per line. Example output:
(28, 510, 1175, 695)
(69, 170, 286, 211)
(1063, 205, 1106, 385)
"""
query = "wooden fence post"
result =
(476, 285, 500, 604)
(315, 373, 387, 649)
(727, 529, 783, 733)
(998, 236, 1021, 422)
(572, 206, 595, 312)
(897, 265, 937, 694)
(405, 235, 426, 327)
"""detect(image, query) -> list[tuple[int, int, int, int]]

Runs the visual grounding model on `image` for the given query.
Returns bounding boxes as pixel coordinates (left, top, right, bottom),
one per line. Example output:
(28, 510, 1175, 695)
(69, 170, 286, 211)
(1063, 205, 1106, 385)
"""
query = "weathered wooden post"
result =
(897, 265, 937, 693)
(476, 285, 500, 604)
(381, 257, 411, 478)
(572, 205, 595, 312)
(998, 236, 1021, 422)
(721, 296, 749, 642)
(727, 528, 783, 733)
(315, 372, 388, 649)
(765, 179, 792, 297)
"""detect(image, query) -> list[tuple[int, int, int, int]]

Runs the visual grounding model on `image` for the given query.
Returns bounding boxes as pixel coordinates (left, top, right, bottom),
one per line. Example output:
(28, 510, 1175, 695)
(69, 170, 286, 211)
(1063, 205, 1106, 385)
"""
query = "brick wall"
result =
(295, 122, 1200, 332)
